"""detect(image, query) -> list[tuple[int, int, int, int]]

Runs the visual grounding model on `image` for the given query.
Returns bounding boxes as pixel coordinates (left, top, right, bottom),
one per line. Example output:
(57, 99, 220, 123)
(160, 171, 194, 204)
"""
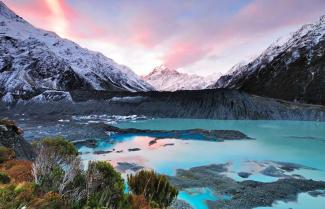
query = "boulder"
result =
(0, 119, 35, 160)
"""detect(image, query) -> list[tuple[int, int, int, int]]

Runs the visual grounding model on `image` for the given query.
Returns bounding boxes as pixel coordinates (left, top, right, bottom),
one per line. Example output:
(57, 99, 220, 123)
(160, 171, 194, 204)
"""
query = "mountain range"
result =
(142, 65, 221, 91)
(0, 1, 153, 104)
(0, 1, 324, 110)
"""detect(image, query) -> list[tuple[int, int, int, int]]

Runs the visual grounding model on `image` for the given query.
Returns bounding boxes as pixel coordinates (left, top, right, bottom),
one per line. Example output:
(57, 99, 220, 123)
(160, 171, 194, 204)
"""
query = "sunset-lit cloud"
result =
(3, 0, 325, 75)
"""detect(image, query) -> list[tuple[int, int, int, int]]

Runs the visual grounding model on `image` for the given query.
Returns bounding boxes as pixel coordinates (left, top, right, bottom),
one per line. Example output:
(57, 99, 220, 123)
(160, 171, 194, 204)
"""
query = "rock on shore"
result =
(168, 163, 325, 209)
(0, 119, 35, 160)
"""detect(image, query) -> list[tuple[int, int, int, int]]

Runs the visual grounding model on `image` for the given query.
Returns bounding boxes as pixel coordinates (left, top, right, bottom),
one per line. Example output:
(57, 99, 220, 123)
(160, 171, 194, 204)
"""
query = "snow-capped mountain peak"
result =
(217, 15, 325, 83)
(143, 65, 221, 91)
(213, 14, 325, 105)
(153, 65, 169, 72)
(148, 65, 181, 76)
(0, 1, 153, 103)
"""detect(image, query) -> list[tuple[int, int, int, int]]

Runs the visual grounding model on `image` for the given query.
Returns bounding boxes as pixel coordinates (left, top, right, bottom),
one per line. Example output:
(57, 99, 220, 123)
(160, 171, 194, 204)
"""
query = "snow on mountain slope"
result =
(0, 1, 153, 103)
(143, 65, 221, 91)
(213, 15, 325, 105)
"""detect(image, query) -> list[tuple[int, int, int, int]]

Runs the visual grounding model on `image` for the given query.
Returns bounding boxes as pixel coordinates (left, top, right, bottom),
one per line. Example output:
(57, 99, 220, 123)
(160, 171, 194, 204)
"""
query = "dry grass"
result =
(0, 160, 33, 183)
(129, 194, 153, 209)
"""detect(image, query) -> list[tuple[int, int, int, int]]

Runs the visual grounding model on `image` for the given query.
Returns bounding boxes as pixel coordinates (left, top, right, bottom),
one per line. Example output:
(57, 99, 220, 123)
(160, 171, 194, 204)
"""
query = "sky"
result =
(3, 0, 325, 76)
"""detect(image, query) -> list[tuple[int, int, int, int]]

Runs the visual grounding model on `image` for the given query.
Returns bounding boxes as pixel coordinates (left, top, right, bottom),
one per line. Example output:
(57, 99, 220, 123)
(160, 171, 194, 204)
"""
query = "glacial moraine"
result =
(3, 89, 325, 121)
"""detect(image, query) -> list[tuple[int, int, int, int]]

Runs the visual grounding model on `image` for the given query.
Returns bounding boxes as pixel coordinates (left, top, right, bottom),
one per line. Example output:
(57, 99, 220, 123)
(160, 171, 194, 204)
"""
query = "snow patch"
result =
(29, 90, 73, 103)
(71, 114, 147, 124)
(1, 92, 14, 104)
(143, 65, 222, 91)
(110, 96, 146, 103)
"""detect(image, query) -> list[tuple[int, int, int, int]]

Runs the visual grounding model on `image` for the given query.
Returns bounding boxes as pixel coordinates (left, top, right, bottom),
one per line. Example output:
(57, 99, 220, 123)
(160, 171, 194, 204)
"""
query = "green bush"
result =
(0, 136, 178, 209)
(33, 138, 131, 209)
(127, 170, 178, 208)
(0, 172, 10, 184)
(41, 136, 78, 156)
(33, 136, 82, 196)
(64, 172, 87, 209)
(86, 161, 127, 209)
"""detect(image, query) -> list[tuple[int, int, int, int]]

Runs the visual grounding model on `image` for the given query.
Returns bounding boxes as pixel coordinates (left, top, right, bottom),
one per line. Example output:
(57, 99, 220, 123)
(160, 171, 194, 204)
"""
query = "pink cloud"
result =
(5, 0, 52, 26)
(164, 40, 211, 69)
(4, 0, 111, 42)
(162, 0, 325, 69)
(3, 0, 325, 71)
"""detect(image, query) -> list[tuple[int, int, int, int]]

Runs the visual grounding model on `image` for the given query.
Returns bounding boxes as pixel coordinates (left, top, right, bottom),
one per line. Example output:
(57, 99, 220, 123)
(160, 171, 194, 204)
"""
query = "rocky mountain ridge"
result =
(213, 15, 325, 105)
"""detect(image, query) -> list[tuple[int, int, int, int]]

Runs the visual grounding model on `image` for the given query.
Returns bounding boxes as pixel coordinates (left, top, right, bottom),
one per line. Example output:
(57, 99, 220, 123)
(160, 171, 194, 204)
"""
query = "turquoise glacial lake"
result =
(78, 119, 325, 209)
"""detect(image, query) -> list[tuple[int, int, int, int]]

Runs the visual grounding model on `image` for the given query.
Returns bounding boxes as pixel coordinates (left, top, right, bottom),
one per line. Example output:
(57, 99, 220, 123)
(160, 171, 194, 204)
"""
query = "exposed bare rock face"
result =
(0, 119, 35, 160)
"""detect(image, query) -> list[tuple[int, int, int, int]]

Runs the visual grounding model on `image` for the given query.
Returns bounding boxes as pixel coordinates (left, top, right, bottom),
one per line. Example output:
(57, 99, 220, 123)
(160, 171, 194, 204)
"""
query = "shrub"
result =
(0, 172, 10, 184)
(32, 137, 83, 198)
(0, 182, 36, 209)
(0, 184, 18, 208)
(0, 146, 15, 163)
(13, 182, 37, 204)
(40, 136, 78, 156)
(16, 136, 179, 209)
(0, 182, 69, 209)
(29, 192, 65, 209)
(32, 137, 90, 208)
(32, 138, 132, 209)
(62, 171, 87, 209)
(127, 170, 178, 208)
(86, 161, 126, 209)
